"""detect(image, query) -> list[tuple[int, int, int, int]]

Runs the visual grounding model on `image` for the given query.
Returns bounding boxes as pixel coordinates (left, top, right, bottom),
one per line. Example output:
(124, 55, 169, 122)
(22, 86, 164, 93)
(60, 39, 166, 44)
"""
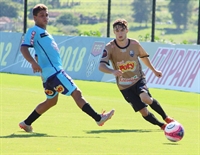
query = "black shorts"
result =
(120, 78, 152, 112)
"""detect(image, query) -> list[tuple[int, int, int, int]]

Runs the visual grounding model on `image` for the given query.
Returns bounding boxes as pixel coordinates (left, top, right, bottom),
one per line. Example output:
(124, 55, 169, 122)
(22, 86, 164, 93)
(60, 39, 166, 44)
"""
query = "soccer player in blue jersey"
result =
(19, 4, 114, 132)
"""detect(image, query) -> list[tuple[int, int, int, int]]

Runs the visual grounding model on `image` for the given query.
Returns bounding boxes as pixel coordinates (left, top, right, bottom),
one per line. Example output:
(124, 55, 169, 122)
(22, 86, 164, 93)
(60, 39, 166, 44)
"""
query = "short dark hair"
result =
(113, 19, 128, 29)
(32, 4, 48, 16)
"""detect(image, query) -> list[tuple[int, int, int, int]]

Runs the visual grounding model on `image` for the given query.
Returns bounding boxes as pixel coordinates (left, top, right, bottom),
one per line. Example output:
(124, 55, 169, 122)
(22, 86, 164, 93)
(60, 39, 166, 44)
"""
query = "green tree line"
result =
(0, 0, 198, 43)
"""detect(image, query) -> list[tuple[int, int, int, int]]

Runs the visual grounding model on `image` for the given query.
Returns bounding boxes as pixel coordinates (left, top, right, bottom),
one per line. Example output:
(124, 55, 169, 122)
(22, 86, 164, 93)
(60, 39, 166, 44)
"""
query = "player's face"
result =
(113, 26, 128, 42)
(34, 10, 49, 29)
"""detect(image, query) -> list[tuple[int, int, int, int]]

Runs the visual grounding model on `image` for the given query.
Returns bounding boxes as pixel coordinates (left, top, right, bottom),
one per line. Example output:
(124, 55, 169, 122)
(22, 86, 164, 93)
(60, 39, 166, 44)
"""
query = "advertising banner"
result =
(0, 32, 199, 93)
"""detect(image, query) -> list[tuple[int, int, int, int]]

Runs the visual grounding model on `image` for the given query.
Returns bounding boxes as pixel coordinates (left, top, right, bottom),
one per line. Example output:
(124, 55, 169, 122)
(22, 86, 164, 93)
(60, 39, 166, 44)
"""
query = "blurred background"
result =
(0, 0, 199, 44)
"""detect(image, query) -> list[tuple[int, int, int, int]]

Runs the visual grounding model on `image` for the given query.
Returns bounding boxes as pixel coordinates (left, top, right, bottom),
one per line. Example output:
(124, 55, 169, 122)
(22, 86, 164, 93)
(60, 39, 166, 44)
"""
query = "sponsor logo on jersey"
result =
(40, 32, 49, 38)
(119, 75, 138, 85)
(117, 60, 136, 72)
(30, 31, 36, 45)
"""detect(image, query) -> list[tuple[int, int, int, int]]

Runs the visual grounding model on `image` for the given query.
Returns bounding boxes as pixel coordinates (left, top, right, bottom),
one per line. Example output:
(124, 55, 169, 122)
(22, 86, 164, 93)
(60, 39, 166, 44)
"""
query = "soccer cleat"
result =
(96, 109, 115, 126)
(164, 117, 175, 124)
(161, 123, 167, 130)
(19, 121, 33, 132)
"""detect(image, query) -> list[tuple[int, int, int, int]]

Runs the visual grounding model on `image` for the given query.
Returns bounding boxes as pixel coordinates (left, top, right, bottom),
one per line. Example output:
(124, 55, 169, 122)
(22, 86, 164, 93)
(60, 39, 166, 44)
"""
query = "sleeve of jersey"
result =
(99, 49, 110, 66)
(21, 28, 35, 47)
(138, 44, 149, 58)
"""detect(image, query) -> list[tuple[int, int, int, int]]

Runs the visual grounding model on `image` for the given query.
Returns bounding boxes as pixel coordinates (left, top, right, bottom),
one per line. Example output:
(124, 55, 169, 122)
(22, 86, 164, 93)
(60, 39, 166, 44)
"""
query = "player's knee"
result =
(72, 88, 82, 98)
(141, 96, 152, 104)
(46, 97, 58, 107)
(139, 108, 148, 116)
(48, 101, 57, 107)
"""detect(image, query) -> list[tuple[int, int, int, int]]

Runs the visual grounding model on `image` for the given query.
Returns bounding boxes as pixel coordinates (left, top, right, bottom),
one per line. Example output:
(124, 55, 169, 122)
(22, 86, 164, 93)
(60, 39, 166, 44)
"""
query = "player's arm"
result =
(20, 46, 41, 73)
(138, 44, 162, 77)
(99, 48, 123, 77)
(99, 62, 123, 77)
(99, 62, 113, 73)
(21, 46, 36, 64)
(35, 54, 38, 63)
(140, 57, 156, 72)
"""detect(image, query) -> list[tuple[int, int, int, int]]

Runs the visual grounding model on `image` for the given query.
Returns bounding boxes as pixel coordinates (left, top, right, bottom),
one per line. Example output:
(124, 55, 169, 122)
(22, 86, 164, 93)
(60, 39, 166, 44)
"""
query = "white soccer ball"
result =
(164, 121, 184, 142)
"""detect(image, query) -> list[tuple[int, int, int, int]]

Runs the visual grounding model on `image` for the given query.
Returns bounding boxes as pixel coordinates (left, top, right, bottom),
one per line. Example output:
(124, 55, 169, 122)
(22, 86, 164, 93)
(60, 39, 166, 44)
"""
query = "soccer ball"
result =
(164, 121, 184, 142)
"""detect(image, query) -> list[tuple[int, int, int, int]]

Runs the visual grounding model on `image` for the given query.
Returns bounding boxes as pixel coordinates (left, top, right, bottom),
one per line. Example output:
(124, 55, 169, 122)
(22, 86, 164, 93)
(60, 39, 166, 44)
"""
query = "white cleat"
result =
(96, 109, 115, 126)
(19, 121, 33, 132)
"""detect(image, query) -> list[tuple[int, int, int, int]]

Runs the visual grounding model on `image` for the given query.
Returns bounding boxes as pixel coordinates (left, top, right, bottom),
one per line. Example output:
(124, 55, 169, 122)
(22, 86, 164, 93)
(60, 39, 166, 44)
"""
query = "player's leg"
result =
(54, 70, 115, 126)
(121, 86, 166, 129)
(149, 98, 174, 123)
(139, 107, 166, 130)
(35, 94, 59, 114)
(71, 88, 114, 126)
(71, 88, 101, 121)
(19, 81, 59, 132)
(140, 90, 174, 123)
(138, 79, 174, 123)
(139, 92, 168, 119)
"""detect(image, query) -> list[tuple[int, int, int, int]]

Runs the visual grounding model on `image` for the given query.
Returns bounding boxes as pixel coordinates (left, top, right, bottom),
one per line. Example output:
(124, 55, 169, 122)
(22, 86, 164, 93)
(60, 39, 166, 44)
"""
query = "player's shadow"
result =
(0, 132, 56, 138)
(163, 142, 179, 145)
(0, 132, 101, 139)
(86, 129, 161, 134)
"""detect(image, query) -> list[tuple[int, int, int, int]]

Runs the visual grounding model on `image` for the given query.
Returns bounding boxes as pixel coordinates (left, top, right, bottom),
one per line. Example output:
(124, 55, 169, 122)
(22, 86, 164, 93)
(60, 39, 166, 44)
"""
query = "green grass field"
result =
(0, 73, 199, 155)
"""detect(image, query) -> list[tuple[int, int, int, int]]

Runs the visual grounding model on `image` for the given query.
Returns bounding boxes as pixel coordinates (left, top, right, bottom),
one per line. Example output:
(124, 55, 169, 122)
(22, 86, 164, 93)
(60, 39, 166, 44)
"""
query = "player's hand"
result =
(31, 61, 42, 73)
(153, 70, 162, 77)
(112, 70, 123, 77)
